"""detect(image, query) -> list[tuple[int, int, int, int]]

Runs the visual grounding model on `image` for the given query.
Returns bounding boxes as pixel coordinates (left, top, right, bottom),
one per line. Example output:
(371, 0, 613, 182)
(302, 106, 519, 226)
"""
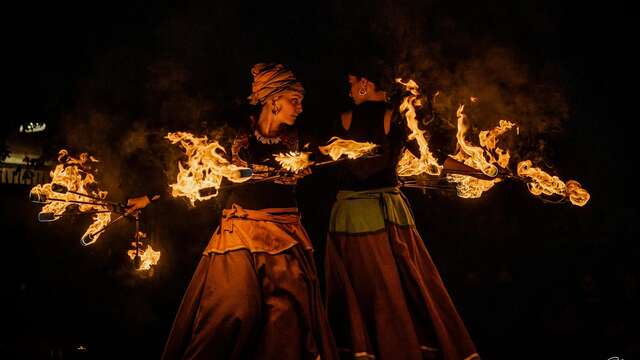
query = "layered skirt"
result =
(162, 204, 337, 360)
(325, 187, 479, 360)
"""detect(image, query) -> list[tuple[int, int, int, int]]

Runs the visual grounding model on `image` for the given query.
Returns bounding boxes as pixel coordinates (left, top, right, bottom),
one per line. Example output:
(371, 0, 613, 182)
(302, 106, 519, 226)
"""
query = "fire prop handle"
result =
(30, 183, 128, 214)
(197, 154, 384, 196)
(196, 155, 532, 197)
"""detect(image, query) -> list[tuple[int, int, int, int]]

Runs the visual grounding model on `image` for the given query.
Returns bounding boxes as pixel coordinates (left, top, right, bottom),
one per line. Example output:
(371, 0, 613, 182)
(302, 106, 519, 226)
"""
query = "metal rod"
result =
(51, 184, 124, 207)
(81, 214, 126, 245)
(66, 189, 113, 203)
(38, 210, 113, 223)
(313, 154, 381, 167)
(45, 197, 112, 207)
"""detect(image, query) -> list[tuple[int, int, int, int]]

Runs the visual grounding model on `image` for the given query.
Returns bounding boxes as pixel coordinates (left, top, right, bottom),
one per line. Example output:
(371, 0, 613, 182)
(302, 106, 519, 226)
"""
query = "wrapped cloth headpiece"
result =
(248, 63, 304, 105)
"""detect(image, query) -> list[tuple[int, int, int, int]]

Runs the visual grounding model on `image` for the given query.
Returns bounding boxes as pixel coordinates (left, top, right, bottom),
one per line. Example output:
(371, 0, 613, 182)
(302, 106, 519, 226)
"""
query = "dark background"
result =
(1, 1, 637, 359)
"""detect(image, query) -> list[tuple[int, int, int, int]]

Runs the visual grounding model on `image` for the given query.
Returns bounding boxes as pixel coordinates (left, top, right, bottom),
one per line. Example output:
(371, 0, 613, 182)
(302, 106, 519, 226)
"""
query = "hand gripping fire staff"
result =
(29, 182, 162, 245)
(80, 194, 161, 246)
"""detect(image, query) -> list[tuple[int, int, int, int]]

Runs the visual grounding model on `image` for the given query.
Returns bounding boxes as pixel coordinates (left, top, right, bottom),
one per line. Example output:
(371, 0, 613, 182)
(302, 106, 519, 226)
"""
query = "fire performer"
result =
(324, 60, 481, 360)
(158, 63, 337, 359)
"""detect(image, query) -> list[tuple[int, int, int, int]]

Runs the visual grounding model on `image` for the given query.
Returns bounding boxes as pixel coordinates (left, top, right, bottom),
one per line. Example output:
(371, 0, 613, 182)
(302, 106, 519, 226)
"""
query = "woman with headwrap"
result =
(160, 63, 337, 360)
(323, 59, 481, 360)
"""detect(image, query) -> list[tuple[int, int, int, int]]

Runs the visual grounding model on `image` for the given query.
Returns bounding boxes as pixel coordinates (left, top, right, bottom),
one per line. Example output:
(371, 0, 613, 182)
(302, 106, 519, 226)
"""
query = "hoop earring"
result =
(358, 87, 368, 96)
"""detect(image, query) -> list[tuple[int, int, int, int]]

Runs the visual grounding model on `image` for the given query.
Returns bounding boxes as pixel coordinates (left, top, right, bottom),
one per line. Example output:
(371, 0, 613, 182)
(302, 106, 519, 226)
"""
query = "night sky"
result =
(2, 1, 637, 359)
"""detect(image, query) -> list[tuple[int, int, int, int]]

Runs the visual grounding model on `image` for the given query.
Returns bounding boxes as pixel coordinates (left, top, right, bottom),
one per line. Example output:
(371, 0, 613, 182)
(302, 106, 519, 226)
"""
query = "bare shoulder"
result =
(341, 111, 353, 131)
(384, 108, 394, 135)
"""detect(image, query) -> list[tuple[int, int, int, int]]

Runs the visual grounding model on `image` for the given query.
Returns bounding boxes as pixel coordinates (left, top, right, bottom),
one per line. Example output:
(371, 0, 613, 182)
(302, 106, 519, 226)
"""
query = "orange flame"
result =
(29, 150, 112, 245)
(454, 105, 499, 177)
(479, 119, 515, 168)
(166, 132, 251, 205)
(566, 180, 591, 207)
(517, 160, 590, 206)
(273, 152, 312, 173)
(395, 79, 443, 176)
(447, 107, 516, 198)
(128, 243, 161, 271)
(318, 137, 378, 161)
(446, 174, 501, 199)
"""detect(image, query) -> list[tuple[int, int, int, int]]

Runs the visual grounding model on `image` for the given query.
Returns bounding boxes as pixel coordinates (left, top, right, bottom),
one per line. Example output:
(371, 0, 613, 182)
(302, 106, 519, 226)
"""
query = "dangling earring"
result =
(358, 86, 368, 96)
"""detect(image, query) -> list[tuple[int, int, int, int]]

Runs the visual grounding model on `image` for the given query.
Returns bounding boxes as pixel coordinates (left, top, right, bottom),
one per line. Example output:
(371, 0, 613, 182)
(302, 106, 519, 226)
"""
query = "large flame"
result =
(273, 152, 312, 173)
(128, 243, 161, 271)
(166, 132, 251, 205)
(447, 106, 516, 198)
(453, 105, 499, 177)
(395, 79, 443, 176)
(29, 150, 112, 245)
(479, 119, 515, 168)
(517, 160, 590, 206)
(445, 174, 498, 199)
(318, 137, 378, 161)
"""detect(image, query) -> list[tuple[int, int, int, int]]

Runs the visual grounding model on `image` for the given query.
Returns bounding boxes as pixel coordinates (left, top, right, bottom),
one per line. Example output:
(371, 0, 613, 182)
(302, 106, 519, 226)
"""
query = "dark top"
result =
(334, 101, 407, 191)
(222, 123, 299, 210)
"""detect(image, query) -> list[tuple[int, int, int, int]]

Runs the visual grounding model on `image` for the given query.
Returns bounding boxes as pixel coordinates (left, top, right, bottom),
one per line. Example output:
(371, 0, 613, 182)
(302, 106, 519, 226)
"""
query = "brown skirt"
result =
(162, 205, 337, 360)
(325, 188, 480, 360)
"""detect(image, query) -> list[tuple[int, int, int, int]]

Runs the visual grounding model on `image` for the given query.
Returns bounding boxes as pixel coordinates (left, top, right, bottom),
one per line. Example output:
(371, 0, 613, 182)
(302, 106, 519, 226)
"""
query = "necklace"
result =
(254, 129, 281, 144)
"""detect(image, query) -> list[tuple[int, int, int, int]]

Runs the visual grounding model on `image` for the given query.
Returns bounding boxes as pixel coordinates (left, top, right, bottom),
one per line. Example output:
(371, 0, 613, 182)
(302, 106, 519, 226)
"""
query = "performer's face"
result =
(275, 92, 304, 125)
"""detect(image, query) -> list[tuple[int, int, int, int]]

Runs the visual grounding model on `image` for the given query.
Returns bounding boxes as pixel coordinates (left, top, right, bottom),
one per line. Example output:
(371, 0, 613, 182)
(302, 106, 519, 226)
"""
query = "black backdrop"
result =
(2, 1, 637, 359)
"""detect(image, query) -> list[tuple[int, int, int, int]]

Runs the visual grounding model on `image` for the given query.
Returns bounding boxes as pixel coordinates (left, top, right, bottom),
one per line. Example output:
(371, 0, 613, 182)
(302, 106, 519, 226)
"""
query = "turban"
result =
(248, 63, 304, 105)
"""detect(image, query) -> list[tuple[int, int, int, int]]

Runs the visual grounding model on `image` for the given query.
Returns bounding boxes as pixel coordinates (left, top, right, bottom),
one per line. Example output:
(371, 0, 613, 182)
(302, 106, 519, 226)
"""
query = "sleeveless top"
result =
(334, 101, 407, 191)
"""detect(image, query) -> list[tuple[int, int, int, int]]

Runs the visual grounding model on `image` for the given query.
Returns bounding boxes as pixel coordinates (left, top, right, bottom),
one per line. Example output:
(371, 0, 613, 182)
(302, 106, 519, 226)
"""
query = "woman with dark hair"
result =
(155, 63, 337, 360)
(323, 61, 481, 360)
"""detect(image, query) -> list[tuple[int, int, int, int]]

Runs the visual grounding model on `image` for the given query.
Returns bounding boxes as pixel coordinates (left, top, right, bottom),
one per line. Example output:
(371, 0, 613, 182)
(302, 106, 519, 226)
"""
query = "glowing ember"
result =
(166, 132, 252, 206)
(128, 243, 161, 271)
(517, 160, 590, 206)
(318, 137, 378, 161)
(29, 150, 111, 245)
(395, 79, 443, 177)
(274, 151, 313, 173)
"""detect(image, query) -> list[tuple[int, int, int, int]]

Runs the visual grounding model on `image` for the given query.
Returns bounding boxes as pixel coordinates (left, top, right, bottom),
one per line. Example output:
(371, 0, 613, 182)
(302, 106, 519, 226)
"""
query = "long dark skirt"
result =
(325, 188, 480, 360)
(162, 205, 337, 360)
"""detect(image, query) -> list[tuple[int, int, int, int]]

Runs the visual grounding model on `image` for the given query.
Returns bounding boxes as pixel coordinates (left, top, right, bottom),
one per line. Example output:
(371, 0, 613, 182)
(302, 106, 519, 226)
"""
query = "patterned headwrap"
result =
(248, 63, 304, 105)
